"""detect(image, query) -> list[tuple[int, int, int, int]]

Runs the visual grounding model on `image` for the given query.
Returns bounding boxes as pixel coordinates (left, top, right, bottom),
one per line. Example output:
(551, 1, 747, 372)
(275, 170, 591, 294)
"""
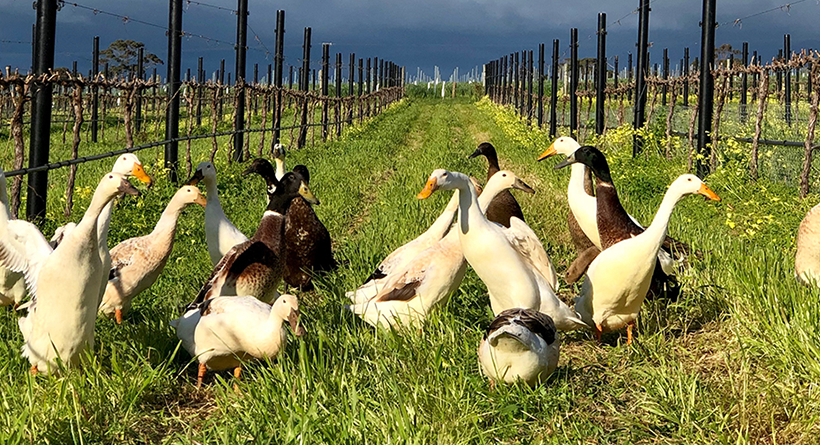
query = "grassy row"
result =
(0, 93, 819, 443)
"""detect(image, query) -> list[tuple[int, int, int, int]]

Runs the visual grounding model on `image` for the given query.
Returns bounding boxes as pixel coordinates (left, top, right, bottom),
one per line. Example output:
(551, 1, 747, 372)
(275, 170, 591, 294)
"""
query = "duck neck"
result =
(149, 197, 186, 249)
(274, 158, 286, 180)
(643, 186, 685, 248)
(454, 174, 484, 235)
(253, 194, 293, 246)
(567, 163, 593, 198)
(421, 191, 459, 240)
(485, 153, 500, 181)
(204, 176, 220, 207)
(82, 185, 118, 241)
(97, 200, 115, 249)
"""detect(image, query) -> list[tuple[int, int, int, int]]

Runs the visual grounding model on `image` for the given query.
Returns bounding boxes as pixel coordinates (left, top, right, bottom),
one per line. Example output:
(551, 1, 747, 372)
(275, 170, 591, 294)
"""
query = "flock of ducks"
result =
(347, 137, 720, 385)
(0, 145, 334, 387)
(0, 134, 724, 388)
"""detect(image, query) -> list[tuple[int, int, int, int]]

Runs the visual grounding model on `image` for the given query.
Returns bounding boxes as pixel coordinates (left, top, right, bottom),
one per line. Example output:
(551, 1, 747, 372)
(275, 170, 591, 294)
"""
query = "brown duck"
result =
(186, 170, 318, 309)
(244, 159, 337, 290)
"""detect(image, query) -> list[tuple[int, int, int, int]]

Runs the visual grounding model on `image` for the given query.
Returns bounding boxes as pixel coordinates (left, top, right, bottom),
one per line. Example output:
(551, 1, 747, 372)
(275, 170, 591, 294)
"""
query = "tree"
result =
(99, 40, 163, 79)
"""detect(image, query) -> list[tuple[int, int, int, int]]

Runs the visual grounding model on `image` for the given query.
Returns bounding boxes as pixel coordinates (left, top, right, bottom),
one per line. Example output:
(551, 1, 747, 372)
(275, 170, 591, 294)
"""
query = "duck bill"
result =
(537, 143, 557, 161)
(467, 148, 482, 159)
(698, 184, 721, 201)
(131, 163, 153, 186)
(299, 182, 320, 205)
(194, 193, 208, 207)
(186, 169, 204, 186)
(513, 178, 535, 194)
(416, 177, 438, 199)
(553, 153, 577, 170)
(288, 309, 306, 337)
(118, 179, 141, 197)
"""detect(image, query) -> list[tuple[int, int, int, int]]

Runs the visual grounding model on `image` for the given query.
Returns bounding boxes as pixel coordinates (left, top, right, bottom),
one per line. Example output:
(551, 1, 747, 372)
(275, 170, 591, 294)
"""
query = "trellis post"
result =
(596, 13, 607, 135)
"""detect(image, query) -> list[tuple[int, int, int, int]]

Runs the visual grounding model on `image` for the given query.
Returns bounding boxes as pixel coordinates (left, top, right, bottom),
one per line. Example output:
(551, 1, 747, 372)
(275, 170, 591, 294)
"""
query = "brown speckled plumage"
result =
(283, 195, 337, 290)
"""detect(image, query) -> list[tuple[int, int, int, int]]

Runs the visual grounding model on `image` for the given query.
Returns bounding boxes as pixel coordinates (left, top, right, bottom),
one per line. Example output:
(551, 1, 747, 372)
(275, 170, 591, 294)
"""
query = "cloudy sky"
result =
(1, 0, 818, 81)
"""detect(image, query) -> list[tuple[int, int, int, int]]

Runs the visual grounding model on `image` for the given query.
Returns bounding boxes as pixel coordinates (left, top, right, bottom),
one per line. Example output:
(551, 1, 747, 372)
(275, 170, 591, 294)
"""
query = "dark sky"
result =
(1, 0, 818, 81)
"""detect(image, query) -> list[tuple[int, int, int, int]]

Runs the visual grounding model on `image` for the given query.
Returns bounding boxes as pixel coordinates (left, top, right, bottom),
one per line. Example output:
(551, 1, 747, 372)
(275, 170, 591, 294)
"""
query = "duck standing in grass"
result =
(0, 173, 140, 374)
(468, 142, 524, 228)
(99, 186, 207, 323)
(244, 159, 336, 290)
(171, 293, 305, 388)
(187, 161, 249, 266)
(478, 308, 560, 387)
(187, 171, 318, 307)
(346, 170, 531, 328)
(545, 143, 689, 301)
(418, 169, 583, 331)
(557, 149, 720, 343)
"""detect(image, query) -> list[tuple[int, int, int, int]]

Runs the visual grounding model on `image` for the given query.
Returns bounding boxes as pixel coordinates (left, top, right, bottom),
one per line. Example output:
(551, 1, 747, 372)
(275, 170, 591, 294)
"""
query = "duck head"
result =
(112, 153, 153, 187)
(242, 158, 278, 185)
(175, 185, 208, 207)
(101, 172, 141, 198)
(273, 294, 306, 337)
(554, 145, 613, 184)
(468, 142, 497, 160)
(186, 161, 216, 186)
(485, 169, 535, 195)
(268, 171, 319, 211)
(537, 136, 581, 161)
(668, 174, 721, 201)
(292, 165, 310, 186)
(272, 143, 287, 161)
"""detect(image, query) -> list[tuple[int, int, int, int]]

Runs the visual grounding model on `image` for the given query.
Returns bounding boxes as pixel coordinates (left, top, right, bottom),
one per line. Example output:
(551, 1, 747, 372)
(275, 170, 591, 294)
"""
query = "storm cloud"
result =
(0, 0, 817, 80)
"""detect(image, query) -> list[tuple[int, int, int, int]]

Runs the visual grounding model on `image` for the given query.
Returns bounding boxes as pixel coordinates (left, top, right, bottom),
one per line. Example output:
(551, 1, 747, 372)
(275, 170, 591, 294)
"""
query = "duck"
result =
(468, 142, 525, 228)
(546, 142, 688, 294)
(478, 308, 560, 387)
(796, 203, 820, 285)
(558, 170, 720, 344)
(170, 293, 305, 388)
(99, 186, 207, 323)
(187, 161, 249, 266)
(0, 173, 140, 374)
(244, 159, 337, 290)
(418, 169, 584, 331)
(0, 168, 26, 308)
(187, 171, 318, 307)
(52, 154, 152, 295)
(346, 171, 525, 328)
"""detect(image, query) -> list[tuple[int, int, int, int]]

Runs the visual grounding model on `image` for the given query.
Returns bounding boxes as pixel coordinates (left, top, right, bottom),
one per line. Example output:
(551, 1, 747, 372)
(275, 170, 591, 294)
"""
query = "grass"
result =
(0, 92, 819, 443)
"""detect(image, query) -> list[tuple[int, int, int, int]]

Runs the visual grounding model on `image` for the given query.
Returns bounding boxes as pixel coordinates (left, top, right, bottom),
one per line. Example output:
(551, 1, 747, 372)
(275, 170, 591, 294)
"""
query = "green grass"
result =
(0, 93, 819, 443)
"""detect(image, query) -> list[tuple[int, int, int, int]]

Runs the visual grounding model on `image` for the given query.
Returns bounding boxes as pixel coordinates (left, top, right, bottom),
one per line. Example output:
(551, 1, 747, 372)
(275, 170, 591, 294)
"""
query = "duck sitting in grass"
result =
(171, 294, 305, 388)
(478, 308, 560, 387)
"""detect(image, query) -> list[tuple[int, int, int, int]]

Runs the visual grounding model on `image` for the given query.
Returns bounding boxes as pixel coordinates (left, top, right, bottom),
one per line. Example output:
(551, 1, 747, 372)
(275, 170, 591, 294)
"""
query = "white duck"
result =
(346, 174, 523, 328)
(170, 294, 305, 388)
(478, 308, 560, 386)
(0, 168, 26, 308)
(418, 169, 582, 331)
(187, 161, 249, 265)
(346, 191, 460, 304)
(52, 154, 153, 301)
(574, 174, 720, 344)
(0, 173, 140, 374)
(99, 186, 207, 323)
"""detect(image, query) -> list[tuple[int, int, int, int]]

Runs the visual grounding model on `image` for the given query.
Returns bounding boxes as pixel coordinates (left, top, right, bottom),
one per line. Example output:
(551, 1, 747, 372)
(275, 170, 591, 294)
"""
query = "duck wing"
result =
(503, 217, 559, 291)
(0, 220, 54, 299)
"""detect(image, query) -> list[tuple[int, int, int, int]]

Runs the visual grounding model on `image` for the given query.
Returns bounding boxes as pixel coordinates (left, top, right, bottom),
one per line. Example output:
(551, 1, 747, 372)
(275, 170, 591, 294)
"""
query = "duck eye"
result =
(688, 178, 692, 182)
(108, 174, 114, 179)
(502, 173, 507, 177)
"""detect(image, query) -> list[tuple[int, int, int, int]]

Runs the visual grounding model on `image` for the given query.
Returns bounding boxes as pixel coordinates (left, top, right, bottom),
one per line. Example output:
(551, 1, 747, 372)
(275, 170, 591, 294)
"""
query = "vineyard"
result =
(1, 0, 820, 443)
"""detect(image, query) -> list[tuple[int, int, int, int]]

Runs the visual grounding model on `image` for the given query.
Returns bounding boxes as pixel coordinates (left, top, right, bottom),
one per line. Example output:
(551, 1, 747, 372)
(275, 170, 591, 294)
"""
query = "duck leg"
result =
(197, 363, 207, 388)
(626, 322, 635, 345)
(233, 366, 242, 393)
(594, 323, 603, 342)
(115, 308, 123, 324)
(30, 365, 38, 376)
